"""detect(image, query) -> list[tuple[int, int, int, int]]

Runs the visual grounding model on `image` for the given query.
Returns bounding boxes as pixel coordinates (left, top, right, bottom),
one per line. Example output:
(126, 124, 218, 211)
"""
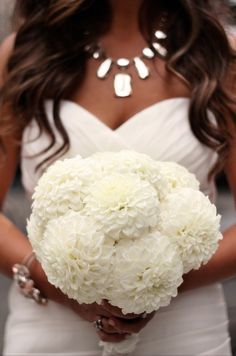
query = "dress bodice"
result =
(21, 97, 218, 200)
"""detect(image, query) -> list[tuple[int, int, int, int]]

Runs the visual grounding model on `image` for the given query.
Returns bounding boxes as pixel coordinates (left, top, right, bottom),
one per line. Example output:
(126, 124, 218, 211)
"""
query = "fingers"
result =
(97, 330, 128, 343)
(92, 312, 155, 343)
(93, 316, 129, 343)
(107, 312, 155, 334)
(100, 317, 129, 334)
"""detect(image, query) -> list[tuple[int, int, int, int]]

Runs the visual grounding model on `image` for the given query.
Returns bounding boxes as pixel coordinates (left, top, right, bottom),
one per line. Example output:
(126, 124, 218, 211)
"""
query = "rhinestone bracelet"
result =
(12, 252, 47, 305)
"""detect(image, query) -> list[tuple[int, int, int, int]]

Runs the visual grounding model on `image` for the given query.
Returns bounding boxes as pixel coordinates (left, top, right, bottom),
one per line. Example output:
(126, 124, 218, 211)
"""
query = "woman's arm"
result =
(180, 113, 236, 292)
(180, 224, 236, 291)
(0, 35, 77, 304)
(0, 35, 33, 275)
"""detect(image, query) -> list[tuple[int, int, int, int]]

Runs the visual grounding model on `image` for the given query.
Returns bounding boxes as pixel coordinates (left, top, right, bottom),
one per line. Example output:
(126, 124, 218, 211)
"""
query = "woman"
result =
(0, 0, 236, 355)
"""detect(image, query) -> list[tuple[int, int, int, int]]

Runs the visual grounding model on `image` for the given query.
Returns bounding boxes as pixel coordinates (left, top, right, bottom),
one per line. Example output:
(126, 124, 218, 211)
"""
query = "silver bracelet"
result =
(12, 252, 47, 305)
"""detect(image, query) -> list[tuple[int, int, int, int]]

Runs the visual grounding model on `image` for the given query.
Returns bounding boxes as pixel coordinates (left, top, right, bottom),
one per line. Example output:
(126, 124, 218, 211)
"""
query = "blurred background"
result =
(0, 0, 236, 354)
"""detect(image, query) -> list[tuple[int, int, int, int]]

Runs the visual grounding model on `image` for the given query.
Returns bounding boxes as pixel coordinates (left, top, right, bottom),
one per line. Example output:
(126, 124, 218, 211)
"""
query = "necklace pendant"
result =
(155, 30, 167, 40)
(142, 47, 155, 59)
(116, 58, 130, 68)
(97, 58, 113, 79)
(133, 57, 149, 79)
(152, 42, 168, 57)
(114, 73, 132, 98)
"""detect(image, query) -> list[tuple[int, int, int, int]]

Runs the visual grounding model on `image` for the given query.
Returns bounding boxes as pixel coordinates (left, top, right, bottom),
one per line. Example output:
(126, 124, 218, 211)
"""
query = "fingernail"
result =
(108, 319, 115, 327)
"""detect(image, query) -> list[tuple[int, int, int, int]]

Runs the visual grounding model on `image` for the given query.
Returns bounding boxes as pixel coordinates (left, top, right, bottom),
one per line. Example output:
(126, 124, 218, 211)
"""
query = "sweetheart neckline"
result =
(47, 97, 191, 132)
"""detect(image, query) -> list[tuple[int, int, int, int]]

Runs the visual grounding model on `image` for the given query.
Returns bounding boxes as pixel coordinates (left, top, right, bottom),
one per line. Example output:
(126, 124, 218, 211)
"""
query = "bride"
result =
(0, 0, 236, 355)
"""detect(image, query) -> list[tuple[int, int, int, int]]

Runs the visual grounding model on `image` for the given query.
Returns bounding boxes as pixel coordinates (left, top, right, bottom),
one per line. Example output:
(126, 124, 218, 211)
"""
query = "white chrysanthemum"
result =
(107, 232, 183, 314)
(32, 156, 87, 221)
(84, 173, 160, 239)
(31, 155, 111, 222)
(159, 188, 222, 273)
(86, 150, 167, 198)
(27, 214, 45, 255)
(33, 156, 83, 197)
(155, 161, 199, 200)
(38, 211, 114, 304)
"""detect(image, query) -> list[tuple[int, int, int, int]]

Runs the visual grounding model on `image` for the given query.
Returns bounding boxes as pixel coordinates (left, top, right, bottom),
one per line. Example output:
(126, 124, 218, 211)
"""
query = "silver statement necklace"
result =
(85, 14, 168, 98)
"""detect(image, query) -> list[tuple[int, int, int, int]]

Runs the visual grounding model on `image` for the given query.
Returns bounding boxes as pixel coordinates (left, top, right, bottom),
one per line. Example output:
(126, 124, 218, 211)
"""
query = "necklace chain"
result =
(84, 12, 168, 98)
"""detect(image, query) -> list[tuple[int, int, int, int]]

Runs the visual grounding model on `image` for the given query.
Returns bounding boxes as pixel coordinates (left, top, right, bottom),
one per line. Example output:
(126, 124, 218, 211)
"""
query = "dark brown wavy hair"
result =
(1, 0, 236, 177)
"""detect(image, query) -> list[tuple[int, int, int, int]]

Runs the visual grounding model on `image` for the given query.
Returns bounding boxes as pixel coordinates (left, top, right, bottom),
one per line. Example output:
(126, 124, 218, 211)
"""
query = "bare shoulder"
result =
(0, 32, 16, 86)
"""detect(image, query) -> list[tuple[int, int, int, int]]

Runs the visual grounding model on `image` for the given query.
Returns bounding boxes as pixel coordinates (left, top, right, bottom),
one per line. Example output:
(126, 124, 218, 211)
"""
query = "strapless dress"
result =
(3, 98, 231, 355)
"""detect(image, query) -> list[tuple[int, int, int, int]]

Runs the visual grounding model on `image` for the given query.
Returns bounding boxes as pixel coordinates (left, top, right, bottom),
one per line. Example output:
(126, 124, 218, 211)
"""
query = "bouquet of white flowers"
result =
(27, 150, 222, 356)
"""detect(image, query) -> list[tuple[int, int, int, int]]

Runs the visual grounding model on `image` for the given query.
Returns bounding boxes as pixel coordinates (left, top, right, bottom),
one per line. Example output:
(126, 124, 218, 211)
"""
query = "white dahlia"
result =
(159, 188, 222, 273)
(86, 150, 167, 197)
(107, 232, 183, 314)
(32, 156, 86, 222)
(37, 211, 114, 304)
(83, 173, 160, 239)
(27, 214, 45, 255)
(155, 161, 199, 200)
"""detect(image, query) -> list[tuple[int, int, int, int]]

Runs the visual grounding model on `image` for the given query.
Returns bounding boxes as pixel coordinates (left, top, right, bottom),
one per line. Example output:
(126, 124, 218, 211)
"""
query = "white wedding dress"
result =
(3, 98, 232, 355)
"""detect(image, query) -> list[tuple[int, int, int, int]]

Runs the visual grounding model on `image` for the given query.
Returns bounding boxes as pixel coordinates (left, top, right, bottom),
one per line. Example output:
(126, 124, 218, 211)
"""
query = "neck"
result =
(108, 0, 143, 39)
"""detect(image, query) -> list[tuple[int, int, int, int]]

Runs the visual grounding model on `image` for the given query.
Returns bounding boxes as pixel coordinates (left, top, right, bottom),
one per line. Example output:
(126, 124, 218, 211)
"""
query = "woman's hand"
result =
(33, 259, 154, 342)
(68, 299, 131, 343)
(99, 299, 155, 335)
(67, 298, 155, 342)
(68, 299, 155, 343)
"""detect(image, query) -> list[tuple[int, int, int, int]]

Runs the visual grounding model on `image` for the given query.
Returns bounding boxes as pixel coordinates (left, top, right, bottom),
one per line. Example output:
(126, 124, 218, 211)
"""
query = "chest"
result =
(69, 57, 191, 130)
